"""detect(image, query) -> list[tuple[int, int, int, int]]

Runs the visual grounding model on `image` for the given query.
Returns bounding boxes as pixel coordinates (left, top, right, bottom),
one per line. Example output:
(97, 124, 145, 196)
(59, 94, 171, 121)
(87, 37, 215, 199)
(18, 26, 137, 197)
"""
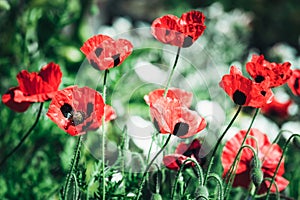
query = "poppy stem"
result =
(203, 105, 242, 185)
(101, 69, 109, 200)
(265, 134, 300, 200)
(62, 135, 82, 200)
(207, 173, 224, 200)
(171, 158, 204, 199)
(163, 47, 181, 97)
(135, 134, 172, 200)
(224, 108, 260, 200)
(0, 102, 44, 168)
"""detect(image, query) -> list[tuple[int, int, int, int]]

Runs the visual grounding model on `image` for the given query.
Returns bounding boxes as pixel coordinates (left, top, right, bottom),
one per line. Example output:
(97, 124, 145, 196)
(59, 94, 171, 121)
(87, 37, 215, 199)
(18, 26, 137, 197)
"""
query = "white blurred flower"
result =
(111, 171, 123, 183)
(281, 121, 300, 140)
(134, 61, 168, 85)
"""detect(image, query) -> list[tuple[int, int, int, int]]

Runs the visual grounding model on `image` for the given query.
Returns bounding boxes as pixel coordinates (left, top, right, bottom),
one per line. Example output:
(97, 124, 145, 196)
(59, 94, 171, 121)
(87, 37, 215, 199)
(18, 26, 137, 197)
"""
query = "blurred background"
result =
(1, 0, 300, 199)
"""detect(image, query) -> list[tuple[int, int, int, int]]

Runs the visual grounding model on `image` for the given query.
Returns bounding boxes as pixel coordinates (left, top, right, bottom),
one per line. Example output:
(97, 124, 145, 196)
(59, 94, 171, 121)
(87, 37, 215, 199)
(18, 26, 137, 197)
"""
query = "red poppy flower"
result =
(150, 97, 206, 138)
(246, 54, 292, 87)
(144, 88, 193, 107)
(80, 34, 133, 71)
(47, 86, 116, 136)
(151, 10, 206, 47)
(163, 139, 205, 171)
(219, 66, 273, 108)
(222, 128, 289, 194)
(287, 69, 300, 96)
(261, 97, 292, 120)
(2, 62, 62, 112)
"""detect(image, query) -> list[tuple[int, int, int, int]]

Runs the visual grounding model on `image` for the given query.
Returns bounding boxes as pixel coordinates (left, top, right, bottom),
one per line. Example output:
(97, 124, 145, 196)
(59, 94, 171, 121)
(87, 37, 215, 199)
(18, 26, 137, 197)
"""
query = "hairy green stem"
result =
(204, 105, 242, 185)
(266, 134, 300, 199)
(163, 47, 181, 97)
(207, 173, 224, 200)
(63, 135, 82, 200)
(101, 69, 109, 200)
(0, 102, 44, 168)
(171, 157, 204, 199)
(224, 108, 260, 199)
(135, 134, 172, 200)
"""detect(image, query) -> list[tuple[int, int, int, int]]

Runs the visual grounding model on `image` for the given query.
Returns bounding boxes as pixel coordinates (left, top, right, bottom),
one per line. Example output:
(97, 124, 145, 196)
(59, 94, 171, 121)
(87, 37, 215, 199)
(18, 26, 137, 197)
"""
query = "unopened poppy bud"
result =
(196, 185, 209, 200)
(250, 168, 263, 187)
(250, 156, 261, 169)
(151, 193, 162, 200)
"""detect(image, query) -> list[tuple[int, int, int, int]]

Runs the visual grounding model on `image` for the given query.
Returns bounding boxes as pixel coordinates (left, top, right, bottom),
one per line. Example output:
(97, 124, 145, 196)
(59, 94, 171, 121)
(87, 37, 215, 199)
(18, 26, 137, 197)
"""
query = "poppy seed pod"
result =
(250, 168, 264, 187)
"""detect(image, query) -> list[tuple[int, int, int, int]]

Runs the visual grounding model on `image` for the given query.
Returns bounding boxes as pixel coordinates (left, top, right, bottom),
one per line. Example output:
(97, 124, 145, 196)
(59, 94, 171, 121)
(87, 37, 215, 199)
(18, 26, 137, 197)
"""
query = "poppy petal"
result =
(2, 87, 31, 112)
(144, 88, 193, 107)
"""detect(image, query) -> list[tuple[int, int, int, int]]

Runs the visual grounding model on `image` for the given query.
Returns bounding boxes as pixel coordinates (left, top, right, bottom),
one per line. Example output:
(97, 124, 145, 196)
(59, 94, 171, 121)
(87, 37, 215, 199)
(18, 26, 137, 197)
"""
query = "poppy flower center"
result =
(255, 75, 265, 83)
(72, 111, 86, 125)
(233, 90, 246, 105)
(173, 122, 189, 137)
(60, 103, 91, 126)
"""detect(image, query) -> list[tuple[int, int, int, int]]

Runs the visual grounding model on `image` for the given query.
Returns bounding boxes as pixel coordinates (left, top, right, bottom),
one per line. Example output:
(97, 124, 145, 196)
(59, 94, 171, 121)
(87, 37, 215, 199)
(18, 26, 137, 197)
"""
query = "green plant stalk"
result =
(224, 108, 259, 199)
(265, 134, 300, 199)
(101, 69, 109, 200)
(63, 135, 83, 200)
(163, 47, 181, 97)
(0, 102, 44, 168)
(171, 158, 204, 199)
(135, 134, 172, 200)
(203, 105, 242, 185)
(207, 173, 224, 200)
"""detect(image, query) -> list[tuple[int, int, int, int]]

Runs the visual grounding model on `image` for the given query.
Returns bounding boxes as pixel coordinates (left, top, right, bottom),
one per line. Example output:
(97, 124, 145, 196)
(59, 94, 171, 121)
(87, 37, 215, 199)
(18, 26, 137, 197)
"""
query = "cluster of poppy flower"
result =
(2, 9, 300, 197)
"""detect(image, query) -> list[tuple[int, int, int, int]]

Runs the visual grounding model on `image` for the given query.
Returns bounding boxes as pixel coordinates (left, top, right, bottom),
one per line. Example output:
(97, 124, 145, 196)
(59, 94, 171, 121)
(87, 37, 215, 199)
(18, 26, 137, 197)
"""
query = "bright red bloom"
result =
(80, 34, 133, 71)
(149, 97, 206, 138)
(151, 10, 206, 47)
(246, 54, 292, 87)
(261, 97, 292, 120)
(2, 62, 62, 112)
(219, 66, 273, 108)
(163, 139, 205, 171)
(47, 86, 116, 136)
(144, 88, 193, 107)
(287, 69, 300, 96)
(222, 128, 289, 194)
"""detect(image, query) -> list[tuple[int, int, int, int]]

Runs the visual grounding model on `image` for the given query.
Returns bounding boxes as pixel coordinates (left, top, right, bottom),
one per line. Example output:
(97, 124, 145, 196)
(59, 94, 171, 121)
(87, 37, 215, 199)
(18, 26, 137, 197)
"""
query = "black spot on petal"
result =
(182, 36, 193, 47)
(233, 90, 246, 105)
(86, 103, 94, 116)
(279, 74, 284, 78)
(95, 47, 103, 57)
(255, 75, 265, 83)
(173, 122, 189, 137)
(60, 103, 73, 118)
(112, 54, 121, 67)
(260, 91, 266, 96)
(153, 118, 160, 133)
(294, 78, 299, 89)
(165, 30, 170, 35)
(90, 59, 100, 69)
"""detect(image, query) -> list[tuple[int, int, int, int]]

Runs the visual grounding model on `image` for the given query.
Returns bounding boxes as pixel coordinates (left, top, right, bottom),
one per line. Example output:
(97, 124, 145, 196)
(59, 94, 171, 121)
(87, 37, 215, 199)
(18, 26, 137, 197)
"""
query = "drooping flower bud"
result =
(250, 168, 264, 187)
(250, 156, 261, 169)
(151, 193, 162, 200)
(196, 185, 209, 200)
